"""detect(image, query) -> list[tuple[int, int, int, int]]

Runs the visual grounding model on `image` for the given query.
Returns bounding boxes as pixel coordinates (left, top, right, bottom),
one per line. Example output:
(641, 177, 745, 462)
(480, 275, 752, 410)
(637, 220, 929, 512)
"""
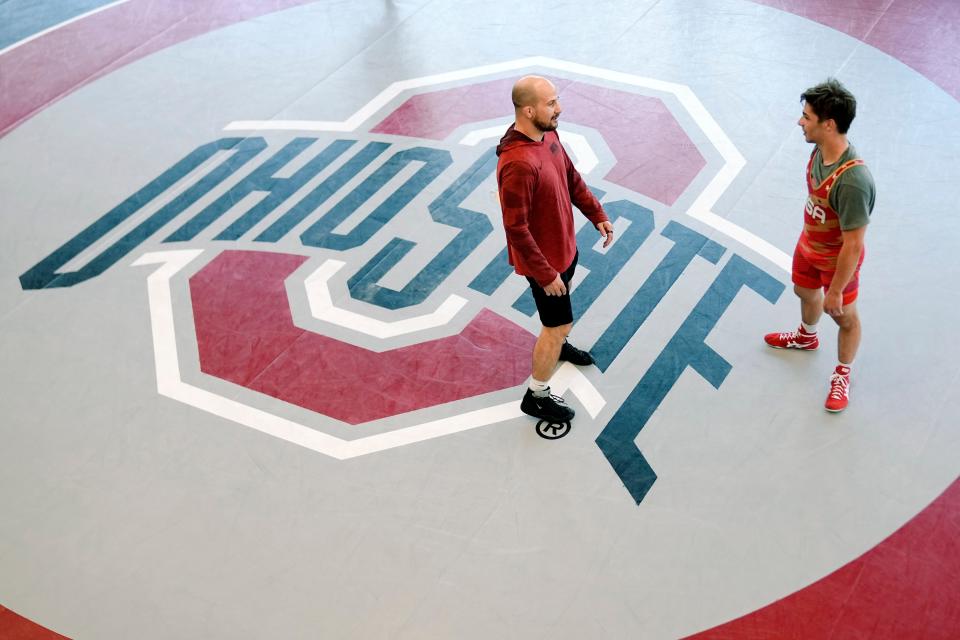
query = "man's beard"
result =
(534, 115, 558, 132)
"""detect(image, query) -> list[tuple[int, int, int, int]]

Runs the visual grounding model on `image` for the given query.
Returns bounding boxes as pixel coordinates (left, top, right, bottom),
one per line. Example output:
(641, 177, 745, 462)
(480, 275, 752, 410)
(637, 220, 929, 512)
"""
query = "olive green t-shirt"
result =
(810, 143, 876, 231)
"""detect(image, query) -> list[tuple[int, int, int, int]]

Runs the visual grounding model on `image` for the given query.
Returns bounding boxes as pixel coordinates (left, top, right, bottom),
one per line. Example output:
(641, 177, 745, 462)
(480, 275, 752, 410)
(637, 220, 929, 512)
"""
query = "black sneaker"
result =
(559, 340, 594, 366)
(521, 388, 575, 422)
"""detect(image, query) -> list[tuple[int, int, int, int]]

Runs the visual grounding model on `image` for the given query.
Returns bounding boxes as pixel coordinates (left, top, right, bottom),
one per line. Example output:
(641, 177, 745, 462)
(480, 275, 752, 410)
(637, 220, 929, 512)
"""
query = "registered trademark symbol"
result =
(535, 420, 571, 440)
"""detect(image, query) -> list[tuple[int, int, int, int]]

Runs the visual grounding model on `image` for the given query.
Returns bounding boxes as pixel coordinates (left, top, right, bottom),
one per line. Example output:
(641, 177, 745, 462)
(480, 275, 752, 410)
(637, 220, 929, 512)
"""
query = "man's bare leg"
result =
(532, 323, 571, 382)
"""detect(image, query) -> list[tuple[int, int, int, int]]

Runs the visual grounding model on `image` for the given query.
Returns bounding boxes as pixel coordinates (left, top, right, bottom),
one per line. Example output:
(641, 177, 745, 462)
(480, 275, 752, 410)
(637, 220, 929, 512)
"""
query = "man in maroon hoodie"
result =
(496, 75, 614, 423)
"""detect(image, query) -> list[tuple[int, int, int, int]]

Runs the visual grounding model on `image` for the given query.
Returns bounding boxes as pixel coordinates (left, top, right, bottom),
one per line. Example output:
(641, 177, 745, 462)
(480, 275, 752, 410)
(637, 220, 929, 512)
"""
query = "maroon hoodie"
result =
(496, 125, 608, 287)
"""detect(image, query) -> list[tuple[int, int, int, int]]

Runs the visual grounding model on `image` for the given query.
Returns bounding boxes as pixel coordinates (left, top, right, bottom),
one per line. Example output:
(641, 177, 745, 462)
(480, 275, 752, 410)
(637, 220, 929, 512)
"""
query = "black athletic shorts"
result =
(525, 252, 578, 328)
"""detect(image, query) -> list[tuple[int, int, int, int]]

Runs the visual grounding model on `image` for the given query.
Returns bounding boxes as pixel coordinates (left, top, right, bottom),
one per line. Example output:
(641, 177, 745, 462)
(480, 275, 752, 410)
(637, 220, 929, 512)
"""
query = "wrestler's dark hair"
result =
(512, 83, 535, 109)
(801, 78, 857, 134)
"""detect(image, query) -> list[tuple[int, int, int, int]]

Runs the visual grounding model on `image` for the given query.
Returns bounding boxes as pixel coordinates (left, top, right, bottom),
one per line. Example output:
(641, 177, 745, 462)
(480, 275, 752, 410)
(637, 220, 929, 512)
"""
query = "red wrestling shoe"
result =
(764, 326, 819, 350)
(825, 365, 851, 413)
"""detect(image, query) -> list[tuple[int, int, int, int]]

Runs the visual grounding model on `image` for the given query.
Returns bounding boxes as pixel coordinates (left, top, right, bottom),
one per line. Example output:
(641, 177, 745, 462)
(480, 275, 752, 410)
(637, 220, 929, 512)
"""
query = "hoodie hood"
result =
(495, 124, 541, 156)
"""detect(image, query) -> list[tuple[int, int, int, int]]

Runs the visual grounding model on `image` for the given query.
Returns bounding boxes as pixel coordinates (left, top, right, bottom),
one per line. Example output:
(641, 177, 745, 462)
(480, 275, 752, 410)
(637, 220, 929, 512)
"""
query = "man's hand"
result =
(597, 220, 614, 248)
(544, 274, 567, 296)
(823, 289, 844, 316)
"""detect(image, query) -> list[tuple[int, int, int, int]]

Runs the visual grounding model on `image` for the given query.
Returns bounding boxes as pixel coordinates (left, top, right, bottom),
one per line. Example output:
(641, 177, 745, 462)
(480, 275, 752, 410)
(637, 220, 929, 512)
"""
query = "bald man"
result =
(496, 75, 614, 423)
